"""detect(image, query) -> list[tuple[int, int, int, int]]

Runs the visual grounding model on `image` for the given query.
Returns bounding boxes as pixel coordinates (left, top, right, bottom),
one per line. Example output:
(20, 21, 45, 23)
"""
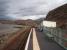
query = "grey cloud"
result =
(8, 0, 67, 16)
(0, 0, 67, 20)
(0, 0, 9, 16)
(0, 0, 14, 20)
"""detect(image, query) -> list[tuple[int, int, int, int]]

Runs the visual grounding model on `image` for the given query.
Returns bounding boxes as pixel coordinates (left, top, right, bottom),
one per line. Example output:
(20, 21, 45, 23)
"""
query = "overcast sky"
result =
(0, 0, 67, 20)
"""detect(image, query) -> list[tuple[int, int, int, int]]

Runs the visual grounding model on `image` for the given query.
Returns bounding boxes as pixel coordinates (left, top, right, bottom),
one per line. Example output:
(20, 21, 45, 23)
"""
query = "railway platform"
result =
(26, 28, 65, 50)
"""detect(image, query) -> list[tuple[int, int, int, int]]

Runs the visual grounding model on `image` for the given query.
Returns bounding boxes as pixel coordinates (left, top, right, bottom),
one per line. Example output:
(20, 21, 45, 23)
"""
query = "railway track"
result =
(2, 27, 31, 50)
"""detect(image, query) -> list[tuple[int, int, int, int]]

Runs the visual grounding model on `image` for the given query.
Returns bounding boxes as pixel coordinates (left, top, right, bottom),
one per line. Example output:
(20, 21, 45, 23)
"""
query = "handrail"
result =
(24, 28, 32, 50)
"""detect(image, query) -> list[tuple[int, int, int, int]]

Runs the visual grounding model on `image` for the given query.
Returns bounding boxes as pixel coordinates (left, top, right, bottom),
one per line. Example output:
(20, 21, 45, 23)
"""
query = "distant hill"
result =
(0, 19, 38, 27)
(46, 4, 67, 21)
(46, 4, 67, 28)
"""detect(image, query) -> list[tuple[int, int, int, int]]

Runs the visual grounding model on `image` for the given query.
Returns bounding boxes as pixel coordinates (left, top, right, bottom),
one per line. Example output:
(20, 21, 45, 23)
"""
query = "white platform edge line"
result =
(33, 28, 40, 50)
(24, 28, 32, 50)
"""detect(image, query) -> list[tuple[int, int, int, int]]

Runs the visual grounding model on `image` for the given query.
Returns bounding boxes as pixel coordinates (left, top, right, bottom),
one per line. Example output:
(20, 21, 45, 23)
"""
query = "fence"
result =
(43, 27, 67, 50)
